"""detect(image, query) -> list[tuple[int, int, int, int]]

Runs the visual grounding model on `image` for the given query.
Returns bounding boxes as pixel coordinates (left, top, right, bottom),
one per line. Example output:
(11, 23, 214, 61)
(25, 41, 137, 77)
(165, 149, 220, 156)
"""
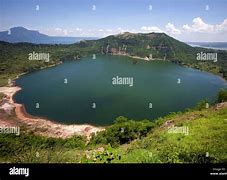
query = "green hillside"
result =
(73, 32, 226, 77)
(0, 100, 226, 163)
(0, 32, 227, 86)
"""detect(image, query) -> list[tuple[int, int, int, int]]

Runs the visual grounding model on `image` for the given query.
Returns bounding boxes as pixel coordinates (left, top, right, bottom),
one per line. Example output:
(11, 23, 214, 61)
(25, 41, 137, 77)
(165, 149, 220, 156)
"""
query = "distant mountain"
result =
(0, 27, 97, 44)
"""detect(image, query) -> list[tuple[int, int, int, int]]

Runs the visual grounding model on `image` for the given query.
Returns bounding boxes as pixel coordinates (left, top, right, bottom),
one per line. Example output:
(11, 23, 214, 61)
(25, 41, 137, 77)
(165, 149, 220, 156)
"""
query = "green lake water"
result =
(14, 55, 227, 125)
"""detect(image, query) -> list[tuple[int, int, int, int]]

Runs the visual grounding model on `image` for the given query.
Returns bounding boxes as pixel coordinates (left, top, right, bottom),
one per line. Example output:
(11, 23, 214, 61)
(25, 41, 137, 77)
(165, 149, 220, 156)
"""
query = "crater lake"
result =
(14, 55, 227, 125)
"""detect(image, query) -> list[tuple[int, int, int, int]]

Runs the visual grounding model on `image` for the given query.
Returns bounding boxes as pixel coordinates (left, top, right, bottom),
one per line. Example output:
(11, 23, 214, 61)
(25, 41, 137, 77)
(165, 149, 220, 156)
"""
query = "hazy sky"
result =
(1, 0, 227, 41)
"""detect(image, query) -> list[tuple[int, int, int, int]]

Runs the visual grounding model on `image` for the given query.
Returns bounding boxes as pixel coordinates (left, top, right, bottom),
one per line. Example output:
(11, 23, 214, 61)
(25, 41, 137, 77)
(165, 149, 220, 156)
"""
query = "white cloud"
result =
(141, 26, 163, 33)
(182, 17, 227, 33)
(93, 27, 141, 37)
(106, 29, 112, 32)
(205, 5, 209, 11)
(117, 27, 123, 31)
(82, 28, 114, 37)
(41, 17, 227, 41)
(191, 17, 214, 32)
(54, 28, 68, 35)
(165, 23, 181, 35)
(63, 29, 68, 36)
(42, 27, 130, 37)
(117, 27, 131, 33)
(141, 23, 181, 35)
(180, 17, 227, 41)
(216, 19, 227, 32)
(149, 5, 152, 11)
(75, 28, 82, 31)
(182, 24, 191, 32)
(51, 27, 72, 36)
(55, 27, 62, 31)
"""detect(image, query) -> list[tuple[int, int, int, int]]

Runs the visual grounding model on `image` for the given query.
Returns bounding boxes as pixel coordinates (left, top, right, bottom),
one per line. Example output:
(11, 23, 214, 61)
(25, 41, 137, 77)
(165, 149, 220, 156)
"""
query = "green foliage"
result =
(120, 107, 227, 163)
(90, 117, 155, 147)
(1, 32, 227, 87)
(218, 89, 227, 102)
(0, 133, 86, 162)
(80, 145, 122, 163)
(0, 103, 226, 163)
(0, 34, 227, 163)
(194, 99, 209, 110)
(178, 150, 218, 163)
(114, 116, 128, 123)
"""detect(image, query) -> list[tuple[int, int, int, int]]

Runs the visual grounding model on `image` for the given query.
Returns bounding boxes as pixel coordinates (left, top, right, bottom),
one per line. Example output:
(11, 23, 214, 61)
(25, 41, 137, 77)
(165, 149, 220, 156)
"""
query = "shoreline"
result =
(181, 63, 227, 83)
(12, 61, 63, 82)
(0, 54, 226, 139)
(112, 53, 163, 61)
(116, 54, 227, 81)
(0, 86, 104, 139)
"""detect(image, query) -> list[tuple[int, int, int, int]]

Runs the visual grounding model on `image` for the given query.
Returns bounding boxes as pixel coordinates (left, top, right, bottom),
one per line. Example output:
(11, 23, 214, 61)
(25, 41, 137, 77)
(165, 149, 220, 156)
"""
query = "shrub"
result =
(218, 89, 227, 102)
(194, 99, 209, 110)
(90, 117, 155, 147)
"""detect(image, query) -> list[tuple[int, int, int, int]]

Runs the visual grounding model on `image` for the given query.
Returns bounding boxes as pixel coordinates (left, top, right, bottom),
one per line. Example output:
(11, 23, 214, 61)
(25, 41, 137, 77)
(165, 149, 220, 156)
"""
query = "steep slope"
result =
(74, 32, 194, 59)
(0, 101, 226, 163)
(81, 101, 227, 163)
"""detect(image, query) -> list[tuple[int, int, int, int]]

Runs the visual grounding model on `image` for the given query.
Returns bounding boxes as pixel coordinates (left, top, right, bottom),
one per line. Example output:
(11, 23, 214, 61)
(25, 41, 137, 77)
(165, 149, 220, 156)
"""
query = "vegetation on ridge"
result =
(0, 33, 226, 163)
(0, 32, 227, 86)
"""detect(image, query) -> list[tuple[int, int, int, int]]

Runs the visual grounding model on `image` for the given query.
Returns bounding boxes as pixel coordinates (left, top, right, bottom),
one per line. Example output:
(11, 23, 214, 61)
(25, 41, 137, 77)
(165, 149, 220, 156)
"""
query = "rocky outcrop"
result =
(101, 44, 128, 55)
